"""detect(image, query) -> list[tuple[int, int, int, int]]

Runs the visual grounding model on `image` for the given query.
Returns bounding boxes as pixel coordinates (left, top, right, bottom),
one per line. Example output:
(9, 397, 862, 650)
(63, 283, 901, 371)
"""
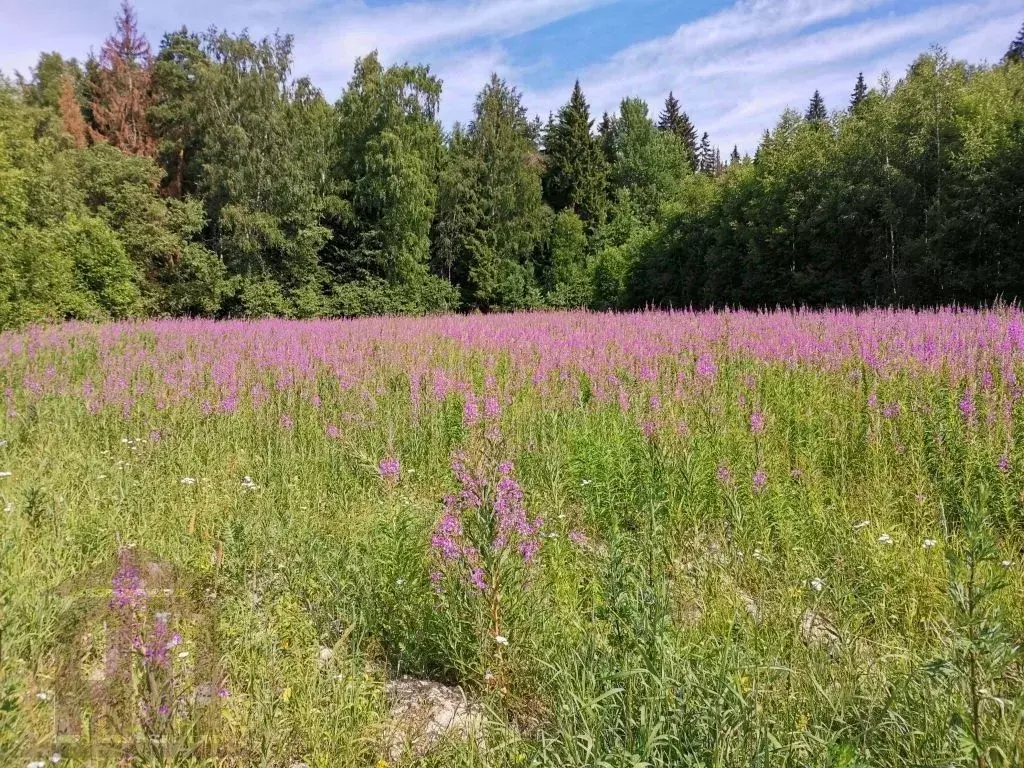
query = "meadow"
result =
(1, 309, 1023, 767)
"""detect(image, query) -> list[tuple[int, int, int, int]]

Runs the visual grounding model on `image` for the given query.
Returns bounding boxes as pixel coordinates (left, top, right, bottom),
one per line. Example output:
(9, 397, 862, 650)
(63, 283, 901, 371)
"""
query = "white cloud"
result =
(1, 0, 1019, 152)
(523, 0, 1022, 154)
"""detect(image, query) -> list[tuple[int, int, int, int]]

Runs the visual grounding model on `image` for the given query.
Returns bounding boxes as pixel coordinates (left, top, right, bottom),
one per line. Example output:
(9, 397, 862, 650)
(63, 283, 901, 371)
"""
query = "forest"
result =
(1, 3, 1023, 326)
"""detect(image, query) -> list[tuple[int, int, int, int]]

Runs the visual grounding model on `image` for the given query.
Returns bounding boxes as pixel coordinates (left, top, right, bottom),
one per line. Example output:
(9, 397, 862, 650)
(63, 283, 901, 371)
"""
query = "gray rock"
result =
(384, 678, 484, 761)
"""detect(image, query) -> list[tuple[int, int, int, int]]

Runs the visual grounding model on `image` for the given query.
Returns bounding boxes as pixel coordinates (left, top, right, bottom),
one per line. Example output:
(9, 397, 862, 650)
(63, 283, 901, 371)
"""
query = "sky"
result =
(1, 0, 1020, 153)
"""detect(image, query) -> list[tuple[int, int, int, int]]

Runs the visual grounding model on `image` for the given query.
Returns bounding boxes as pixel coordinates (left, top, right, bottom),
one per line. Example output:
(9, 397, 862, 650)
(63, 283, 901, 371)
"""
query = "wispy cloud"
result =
(1, 0, 1018, 153)
(524, 0, 1021, 154)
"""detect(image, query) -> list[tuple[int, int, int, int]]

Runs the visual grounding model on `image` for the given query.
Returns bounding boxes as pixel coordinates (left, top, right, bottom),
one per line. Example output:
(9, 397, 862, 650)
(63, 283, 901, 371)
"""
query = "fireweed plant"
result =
(2, 309, 1024, 766)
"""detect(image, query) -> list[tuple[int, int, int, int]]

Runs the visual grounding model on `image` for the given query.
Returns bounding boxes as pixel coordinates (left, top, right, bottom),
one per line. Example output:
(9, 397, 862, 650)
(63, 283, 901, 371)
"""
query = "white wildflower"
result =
(28, 761, 45, 768)
(581, 479, 591, 486)
(878, 534, 894, 545)
(180, 477, 196, 486)
(0, 471, 11, 478)
(494, 635, 509, 646)
(753, 548, 765, 561)
(177, 651, 189, 659)
(3, 502, 12, 513)
(1001, 560, 1012, 568)
(922, 539, 938, 549)
(50, 753, 62, 764)
(318, 647, 334, 664)
(810, 578, 825, 592)
(395, 578, 405, 586)
(241, 476, 258, 491)
(0, 438, 7, 447)
(853, 520, 871, 531)
(35, 691, 49, 701)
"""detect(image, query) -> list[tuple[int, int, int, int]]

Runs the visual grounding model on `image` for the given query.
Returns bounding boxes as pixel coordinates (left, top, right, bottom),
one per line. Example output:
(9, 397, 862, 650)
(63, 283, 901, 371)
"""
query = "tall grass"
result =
(1, 309, 1022, 766)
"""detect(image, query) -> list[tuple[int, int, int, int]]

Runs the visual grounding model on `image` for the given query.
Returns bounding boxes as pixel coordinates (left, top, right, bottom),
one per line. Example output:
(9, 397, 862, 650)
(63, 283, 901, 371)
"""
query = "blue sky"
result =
(1, 0, 1020, 152)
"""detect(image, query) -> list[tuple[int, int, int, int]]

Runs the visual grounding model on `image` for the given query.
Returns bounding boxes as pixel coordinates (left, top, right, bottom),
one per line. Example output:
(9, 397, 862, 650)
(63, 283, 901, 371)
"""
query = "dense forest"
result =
(1, 4, 1023, 327)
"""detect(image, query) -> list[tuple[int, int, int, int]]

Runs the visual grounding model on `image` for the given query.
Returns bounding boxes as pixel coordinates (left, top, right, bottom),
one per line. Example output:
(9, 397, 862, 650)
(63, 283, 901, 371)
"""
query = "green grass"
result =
(1, 320, 1023, 767)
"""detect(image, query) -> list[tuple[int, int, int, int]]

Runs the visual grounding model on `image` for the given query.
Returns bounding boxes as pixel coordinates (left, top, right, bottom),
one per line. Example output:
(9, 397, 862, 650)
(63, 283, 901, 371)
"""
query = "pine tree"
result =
(805, 90, 828, 122)
(597, 111, 617, 164)
(88, 1, 155, 156)
(850, 72, 868, 110)
(657, 92, 698, 172)
(543, 81, 609, 228)
(1007, 21, 1024, 63)
(697, 131, 713, 175)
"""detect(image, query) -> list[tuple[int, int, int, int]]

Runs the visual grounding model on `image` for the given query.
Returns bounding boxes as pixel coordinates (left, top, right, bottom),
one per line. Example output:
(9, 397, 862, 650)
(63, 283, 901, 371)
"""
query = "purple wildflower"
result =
(998, 454, 1011, 473)
(378, 457, 400, 484)
(753, 469, 767, 493)
(749, 411, 765, 434)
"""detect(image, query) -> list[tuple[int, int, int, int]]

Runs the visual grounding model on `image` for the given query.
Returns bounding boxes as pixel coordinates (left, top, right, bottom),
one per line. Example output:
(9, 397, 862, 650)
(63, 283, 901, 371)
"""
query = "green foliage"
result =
(635, 52, 1024, 309)
(332, 52, 444, 295)
(543, 81, 609, 229)
(546, 210, 591, 308)
(4, 13, 1024, 324)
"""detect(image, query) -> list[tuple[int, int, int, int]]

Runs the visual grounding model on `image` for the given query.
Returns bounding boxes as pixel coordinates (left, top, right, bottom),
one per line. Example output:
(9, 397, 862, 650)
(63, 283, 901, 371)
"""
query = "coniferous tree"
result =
(88, 1, 156, 156)
(462, 75, 548, 310)
(850, 72, 868, 110)
(1007, 22, 1024, 63)
(806, 90, 828, 122)
(57, 73, 88, 148)
(657, 91, 698, 171)
(729, 145, 741, 165)
(697, 131, 713, 174)
(597, 111, 617, 164)
(542, 81, 609, 228)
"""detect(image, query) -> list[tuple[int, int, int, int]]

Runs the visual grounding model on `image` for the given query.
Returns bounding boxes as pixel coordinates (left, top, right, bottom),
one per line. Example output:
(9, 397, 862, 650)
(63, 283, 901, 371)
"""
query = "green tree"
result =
(331, 52, 456, 314)
(850, 72, 868, 110)
(806, 90, 828, 122)
(1006, 21, 1024, 63)
(606, 98, 690, 219)
(657, 91, 698, 171)
(186, 30, 332, 316)
(542, 81, 609, 229)
(546, 209, 591, 307)
(459, 75, 548, 310)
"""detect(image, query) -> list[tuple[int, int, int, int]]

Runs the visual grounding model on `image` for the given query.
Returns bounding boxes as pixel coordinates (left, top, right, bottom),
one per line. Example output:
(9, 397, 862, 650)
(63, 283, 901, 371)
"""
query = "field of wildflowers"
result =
(1, 309, 1023, 766)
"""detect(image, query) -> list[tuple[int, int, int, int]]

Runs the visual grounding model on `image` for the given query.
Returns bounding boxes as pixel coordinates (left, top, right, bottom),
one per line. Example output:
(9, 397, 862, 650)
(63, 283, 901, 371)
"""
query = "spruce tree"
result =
(1007, 22, 1024, 63)
(850, 72, 868, 110)
(597, 111, 617, 164)
(806, 90, 828, 122)
(88, 1, 156, 156)
(657, 91, 698, 171)
(729, 145, 741, 165)
(697, 131, 713, 175)
(543, 81, 609, 228)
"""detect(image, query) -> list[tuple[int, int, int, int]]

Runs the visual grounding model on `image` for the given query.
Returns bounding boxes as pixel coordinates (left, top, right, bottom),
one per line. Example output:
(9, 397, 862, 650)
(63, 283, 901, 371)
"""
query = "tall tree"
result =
(850, 72, 868, 110)
(806, 90, 828, 122)
(331, 52, 456, 314)
(149, 28, 209, 197)
(57, 73, 89, 148)
(1007, 22, 1024, 63)
(729, 145, 741, 165)
(697, 132, 713, 175)
(88, 1, 156, 157)
(542, 81, 609, 229)
(461, 75, 548, 310)
(657, 91, 698, 171)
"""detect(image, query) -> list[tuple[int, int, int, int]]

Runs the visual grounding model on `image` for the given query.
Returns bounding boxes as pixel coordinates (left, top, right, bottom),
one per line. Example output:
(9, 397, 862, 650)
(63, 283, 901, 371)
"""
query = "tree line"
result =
(1, 3, 1023, 327)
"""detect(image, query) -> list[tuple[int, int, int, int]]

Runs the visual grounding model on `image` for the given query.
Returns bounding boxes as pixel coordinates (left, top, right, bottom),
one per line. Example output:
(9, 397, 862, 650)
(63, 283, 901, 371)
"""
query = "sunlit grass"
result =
(1, 310, 1023, 766)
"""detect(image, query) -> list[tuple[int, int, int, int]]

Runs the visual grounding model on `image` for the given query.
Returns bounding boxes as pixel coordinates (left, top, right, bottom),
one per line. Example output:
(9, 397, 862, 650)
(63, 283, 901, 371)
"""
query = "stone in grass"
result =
(385, 678, 484, 762)
(800, 609, 841, 657)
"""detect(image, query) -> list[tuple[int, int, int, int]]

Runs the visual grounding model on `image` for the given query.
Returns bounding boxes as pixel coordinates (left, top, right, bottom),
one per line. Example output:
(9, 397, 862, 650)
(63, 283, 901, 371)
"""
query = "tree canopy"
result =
(1, 5, 1023, 327)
